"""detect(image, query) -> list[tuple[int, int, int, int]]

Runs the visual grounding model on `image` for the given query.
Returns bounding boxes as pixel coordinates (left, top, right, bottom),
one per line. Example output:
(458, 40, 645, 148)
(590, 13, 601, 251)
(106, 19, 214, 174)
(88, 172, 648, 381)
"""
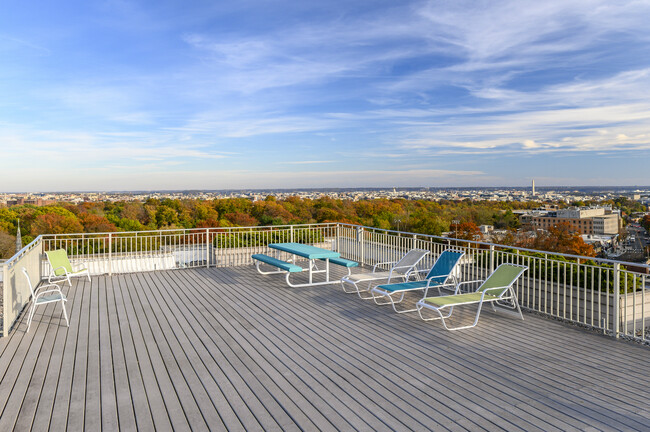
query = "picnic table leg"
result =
(326, 258, 330, 283)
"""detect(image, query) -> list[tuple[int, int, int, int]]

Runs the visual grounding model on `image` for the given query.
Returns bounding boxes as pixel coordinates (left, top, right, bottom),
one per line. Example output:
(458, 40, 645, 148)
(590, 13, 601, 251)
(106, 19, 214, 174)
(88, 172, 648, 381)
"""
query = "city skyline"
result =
(2, 1, 650, 191)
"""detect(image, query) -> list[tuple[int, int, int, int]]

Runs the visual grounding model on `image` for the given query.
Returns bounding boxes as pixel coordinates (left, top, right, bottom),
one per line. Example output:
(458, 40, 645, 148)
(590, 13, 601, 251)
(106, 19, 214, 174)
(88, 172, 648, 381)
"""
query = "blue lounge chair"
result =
(370, 250, 465, 313)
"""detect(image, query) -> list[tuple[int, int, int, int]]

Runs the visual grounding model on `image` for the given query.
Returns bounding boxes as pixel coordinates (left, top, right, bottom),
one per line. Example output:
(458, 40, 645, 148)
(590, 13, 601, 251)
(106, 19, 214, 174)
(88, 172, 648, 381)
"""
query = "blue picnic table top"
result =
(269, 243, 340, 260)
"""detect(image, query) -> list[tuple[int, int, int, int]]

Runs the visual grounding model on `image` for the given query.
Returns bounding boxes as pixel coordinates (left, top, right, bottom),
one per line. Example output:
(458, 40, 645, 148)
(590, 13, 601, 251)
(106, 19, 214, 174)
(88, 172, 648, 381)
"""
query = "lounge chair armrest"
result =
(34, 282, 66, 294)
(453, 279, 484, 294)
(425, 276, 450, 287)
(35, 288, 65, 299)
(51, 265, 69, 275)
(372, 260, 397, 272)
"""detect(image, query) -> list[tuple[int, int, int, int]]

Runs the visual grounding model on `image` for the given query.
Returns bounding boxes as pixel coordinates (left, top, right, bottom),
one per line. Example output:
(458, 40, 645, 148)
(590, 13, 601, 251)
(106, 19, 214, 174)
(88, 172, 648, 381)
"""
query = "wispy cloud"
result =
(283, 160, 335, 165)
(1, 0, 649, 190)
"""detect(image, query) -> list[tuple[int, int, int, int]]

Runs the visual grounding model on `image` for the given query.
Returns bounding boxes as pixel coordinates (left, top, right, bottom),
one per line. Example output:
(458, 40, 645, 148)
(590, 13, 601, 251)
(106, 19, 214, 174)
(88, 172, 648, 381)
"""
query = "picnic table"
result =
(252, 242, 357, 287)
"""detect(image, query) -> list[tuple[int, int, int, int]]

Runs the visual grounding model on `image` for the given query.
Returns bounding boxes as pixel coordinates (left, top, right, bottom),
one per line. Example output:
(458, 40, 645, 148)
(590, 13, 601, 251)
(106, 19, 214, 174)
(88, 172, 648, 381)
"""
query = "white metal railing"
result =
(39, 224, 340, 275)
(2, 222, 648, 343)
(2, 236, 43, 337)
(336, 223, 649, 343)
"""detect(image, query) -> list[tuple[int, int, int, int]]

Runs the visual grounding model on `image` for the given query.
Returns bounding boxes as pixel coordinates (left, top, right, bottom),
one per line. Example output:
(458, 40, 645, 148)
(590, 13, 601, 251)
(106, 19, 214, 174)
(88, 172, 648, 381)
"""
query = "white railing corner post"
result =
(108, 233, 113, 276)
(412, 234, 417, 250)
(335, 224, 340, 253)
(206, 228, 210, 268)
(2, 264, 8, 337)
(357, 226, 365, 265)
(489, 245, 495, 274)
(613, 262, 620, 339)
(39, 238, 44, 282)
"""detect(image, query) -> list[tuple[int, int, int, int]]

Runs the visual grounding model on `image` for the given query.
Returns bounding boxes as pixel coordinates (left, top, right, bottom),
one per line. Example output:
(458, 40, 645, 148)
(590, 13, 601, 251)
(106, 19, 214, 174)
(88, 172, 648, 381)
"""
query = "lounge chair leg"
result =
(511, 290, 524, 321)
(61, 299, 70, 327)
(416, 304, 452, 322)
(26, 303, 37, 333)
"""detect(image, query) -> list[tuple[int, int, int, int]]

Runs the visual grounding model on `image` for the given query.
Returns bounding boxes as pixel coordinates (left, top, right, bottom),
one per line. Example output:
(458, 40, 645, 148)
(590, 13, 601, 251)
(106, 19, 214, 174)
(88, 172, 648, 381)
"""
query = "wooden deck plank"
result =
(143, 270, 278, 431)
(164, 268, 371, 432)
(132, 272, 266, 431)
(134, 271, 226, 430)
(208, 267, 547, 432)
(126, 272, 211, 431)
(117, 274, 191, 431)
(143, 269, 300, 431)
(190, 268, 462, 431)
(11, 294, 68, 432)
(223, 266, 624, 432)
(102, 271, 137, 431)
(111, 274, 158, 431)
(47, 274, 87, 432)
(28, 282, 79, 432)
(1, 265, 649, 431)
(64, 276, 91, 432)
(97, 274, 119, 432)
(0, 297, 60, 431)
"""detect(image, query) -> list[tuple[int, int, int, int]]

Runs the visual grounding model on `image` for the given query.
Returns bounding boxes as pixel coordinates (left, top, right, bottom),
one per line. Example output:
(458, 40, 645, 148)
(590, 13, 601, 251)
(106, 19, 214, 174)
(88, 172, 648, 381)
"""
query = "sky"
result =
(1, 0, 650, 192)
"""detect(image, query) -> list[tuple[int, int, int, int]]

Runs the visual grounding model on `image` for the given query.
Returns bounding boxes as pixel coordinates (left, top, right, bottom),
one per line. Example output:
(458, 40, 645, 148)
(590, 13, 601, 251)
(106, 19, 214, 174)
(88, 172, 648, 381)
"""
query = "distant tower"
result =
(532, 179, 536, 196)
(15, 219, 22, 253)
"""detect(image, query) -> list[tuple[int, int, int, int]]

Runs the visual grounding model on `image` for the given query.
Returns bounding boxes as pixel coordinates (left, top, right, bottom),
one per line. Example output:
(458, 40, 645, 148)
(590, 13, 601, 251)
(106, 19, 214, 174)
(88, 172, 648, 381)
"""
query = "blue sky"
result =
(1, 0, 650, 191)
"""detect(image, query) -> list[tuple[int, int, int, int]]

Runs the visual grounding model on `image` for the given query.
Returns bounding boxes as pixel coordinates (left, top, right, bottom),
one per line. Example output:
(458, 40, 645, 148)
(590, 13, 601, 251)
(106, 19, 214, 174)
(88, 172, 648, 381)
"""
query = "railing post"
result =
(205, 228, 210, 268)
(335, 224, 340, 253)
(108, 233, 113, 276)
(613, 262, 620, 339)
(412, 234, 417, 250)
(489, 245, 495, 274)
(357, 226, 364, 264)
(2, 263, 8, 337)
(290, 225, 294, 243)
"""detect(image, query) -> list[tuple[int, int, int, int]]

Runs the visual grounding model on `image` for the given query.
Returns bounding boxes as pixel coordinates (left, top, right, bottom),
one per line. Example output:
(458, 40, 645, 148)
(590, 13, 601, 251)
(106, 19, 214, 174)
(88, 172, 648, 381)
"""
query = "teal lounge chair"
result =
(340, 249, 430, 299)
(416, 263, 527, 331)
(45, 249, 91, 286)
(370, 249, 465, 313)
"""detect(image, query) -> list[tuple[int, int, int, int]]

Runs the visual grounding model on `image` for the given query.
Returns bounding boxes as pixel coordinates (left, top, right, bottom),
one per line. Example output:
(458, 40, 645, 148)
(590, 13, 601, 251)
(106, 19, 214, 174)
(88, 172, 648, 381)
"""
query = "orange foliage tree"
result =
(32, 213, 84, 235)
(518, 222, 595, 257)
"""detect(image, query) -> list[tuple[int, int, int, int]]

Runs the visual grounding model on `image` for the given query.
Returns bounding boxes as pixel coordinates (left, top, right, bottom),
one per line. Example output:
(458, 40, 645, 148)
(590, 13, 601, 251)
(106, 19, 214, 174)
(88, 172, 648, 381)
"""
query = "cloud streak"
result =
(1, 0, 649, 189)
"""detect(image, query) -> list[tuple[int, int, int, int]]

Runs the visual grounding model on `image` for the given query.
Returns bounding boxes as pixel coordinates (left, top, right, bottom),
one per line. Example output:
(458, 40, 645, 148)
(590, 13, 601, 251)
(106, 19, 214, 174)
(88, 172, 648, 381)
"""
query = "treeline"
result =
(0, 195, 636, 259)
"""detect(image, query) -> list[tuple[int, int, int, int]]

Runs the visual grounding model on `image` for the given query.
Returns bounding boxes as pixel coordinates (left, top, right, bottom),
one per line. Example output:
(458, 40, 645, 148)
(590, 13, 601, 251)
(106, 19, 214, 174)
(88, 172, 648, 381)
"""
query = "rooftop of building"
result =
(1, 264, 649, 430)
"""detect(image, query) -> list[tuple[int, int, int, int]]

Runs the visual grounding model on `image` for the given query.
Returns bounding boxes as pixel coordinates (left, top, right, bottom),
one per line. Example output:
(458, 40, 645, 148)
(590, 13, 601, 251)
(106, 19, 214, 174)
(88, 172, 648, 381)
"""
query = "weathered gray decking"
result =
(1, 265, 649, 431)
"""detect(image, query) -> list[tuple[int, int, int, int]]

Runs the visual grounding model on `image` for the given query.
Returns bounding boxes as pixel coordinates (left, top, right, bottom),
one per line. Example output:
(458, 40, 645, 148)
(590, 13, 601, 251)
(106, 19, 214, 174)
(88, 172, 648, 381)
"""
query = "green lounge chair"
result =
(370, 249, 465, 313)
(22, 267, 69, 332)
(45, 248, 91, 286)
(340, 249, 430, 299)
(416, 263, 527, 331)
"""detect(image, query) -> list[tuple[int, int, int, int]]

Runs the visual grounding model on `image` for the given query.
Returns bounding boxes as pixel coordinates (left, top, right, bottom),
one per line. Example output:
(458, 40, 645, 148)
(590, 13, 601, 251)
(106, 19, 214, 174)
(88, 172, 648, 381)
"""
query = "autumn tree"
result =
(0, 232, 17, 258)
(521, 222, 595, 256)
(641, 215, 650, 232)
(454, 221, 482, 241)
(224, 212, 259, 227)
(32, 213, 84, 235)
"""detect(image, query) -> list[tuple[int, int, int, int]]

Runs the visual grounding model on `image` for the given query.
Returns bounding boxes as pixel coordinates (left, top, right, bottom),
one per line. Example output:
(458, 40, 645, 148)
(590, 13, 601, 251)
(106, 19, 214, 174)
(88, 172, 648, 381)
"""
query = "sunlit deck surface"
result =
(1, 266, 650, 431)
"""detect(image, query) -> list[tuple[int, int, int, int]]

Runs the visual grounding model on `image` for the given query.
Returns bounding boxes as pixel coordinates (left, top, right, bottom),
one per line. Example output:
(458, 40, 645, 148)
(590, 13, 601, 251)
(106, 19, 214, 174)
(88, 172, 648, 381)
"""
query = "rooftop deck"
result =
(1, 265, 649, 431)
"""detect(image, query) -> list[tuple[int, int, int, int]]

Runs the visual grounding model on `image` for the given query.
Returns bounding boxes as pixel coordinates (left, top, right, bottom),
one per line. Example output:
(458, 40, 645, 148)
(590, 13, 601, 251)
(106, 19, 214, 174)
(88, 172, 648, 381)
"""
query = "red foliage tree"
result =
(79, 213, 117, 233)
(32, 213, 83, 235)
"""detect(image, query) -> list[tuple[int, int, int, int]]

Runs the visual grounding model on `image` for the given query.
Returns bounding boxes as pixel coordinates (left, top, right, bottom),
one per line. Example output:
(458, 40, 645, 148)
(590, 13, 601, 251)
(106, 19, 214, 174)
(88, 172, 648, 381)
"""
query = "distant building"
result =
(520, 206, 620, 235)
(6, 197, 54, 207)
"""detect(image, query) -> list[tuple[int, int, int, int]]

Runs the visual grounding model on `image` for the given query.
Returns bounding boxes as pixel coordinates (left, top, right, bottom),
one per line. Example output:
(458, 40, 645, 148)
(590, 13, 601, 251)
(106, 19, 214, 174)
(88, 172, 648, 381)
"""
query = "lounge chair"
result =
(340, 249, 430, 299)
(45, 249, 90, 286)
(370, 249, 465, 313)
(22, 267, 69, 332)
(416, 263, 527, 331)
